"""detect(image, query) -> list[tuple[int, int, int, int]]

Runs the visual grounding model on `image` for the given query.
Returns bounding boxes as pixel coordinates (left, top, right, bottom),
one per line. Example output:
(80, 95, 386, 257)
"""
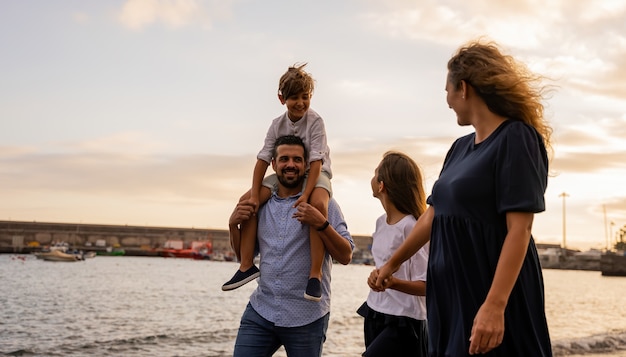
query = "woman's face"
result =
(445, 75, 470, 126)
(371, 165, 382, 198)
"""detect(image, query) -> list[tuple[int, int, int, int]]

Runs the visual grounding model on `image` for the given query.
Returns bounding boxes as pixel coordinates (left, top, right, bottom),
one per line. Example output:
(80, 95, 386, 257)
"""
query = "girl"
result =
(358, 151, 429, 357)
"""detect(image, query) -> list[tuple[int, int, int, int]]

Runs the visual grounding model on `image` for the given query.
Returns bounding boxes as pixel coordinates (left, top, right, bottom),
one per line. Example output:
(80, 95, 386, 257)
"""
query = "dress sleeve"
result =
(427, 137, 463, 207)
(496, 122, 548, 214)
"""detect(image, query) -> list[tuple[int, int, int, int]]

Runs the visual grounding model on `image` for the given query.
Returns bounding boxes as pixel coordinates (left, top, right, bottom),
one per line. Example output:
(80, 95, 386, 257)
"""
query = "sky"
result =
(2, 0, 626, 251)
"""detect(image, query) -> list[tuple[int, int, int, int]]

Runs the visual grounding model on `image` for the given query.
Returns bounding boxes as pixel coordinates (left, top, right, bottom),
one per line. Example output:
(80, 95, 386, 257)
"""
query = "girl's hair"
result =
(278, 63, 315, 99)
(447, 40, 553, 153)
(377, 151, 426, 219)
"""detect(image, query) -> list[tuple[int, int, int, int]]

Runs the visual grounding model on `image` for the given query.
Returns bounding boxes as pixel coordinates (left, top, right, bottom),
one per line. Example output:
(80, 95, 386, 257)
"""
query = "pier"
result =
(0, 220, 374, 258)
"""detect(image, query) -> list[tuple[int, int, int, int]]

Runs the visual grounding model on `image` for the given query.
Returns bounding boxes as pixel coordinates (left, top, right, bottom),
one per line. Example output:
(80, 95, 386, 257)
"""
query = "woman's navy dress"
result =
(426, 120, 552, 356)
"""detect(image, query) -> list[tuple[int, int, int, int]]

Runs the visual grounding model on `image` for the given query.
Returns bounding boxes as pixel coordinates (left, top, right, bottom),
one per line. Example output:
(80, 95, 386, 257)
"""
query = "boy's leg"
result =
(222, 187, 270, 291)
(304, 187, 329, 301)
(238, 185, 272, 269)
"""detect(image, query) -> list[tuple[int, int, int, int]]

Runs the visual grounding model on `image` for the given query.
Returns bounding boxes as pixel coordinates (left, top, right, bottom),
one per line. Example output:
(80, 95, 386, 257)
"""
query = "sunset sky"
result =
(2, 0, 626, 251)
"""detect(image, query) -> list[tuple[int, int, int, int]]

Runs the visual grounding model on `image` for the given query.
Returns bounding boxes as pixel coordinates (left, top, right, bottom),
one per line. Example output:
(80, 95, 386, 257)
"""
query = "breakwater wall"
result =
(0, 220, 230, 254)
(0, 220, 374, 256)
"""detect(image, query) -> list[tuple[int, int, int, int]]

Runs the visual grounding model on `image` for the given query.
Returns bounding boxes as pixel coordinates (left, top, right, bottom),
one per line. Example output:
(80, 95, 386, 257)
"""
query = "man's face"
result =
(272, 144, 306, 189)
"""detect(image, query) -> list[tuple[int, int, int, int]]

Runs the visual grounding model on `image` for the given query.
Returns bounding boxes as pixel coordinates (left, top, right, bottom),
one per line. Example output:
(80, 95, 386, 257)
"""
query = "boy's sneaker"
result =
(222, 265, 260, 291)
(304, 278, 322, 302)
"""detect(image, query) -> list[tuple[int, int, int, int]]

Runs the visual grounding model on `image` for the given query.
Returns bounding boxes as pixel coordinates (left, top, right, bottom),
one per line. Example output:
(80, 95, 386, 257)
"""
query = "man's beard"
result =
(277, 169, 305, 189)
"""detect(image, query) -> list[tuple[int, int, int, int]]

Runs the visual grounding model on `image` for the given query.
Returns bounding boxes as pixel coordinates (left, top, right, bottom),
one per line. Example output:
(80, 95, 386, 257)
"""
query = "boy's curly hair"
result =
(278, 63, 315, 99)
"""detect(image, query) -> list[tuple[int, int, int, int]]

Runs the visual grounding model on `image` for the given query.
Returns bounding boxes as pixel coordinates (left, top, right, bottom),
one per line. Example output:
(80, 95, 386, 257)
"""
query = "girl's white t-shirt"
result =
(367, 214, 429, 320)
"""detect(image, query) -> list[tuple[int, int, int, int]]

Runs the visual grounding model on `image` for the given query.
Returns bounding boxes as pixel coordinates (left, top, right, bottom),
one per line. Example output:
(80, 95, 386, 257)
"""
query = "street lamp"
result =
(610, 221, 615, 248)
(559, 192, 569, 249)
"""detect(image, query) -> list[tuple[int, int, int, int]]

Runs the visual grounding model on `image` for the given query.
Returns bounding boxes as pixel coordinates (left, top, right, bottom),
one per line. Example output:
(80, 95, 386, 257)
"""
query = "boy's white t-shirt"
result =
(257, 108, 332, 178)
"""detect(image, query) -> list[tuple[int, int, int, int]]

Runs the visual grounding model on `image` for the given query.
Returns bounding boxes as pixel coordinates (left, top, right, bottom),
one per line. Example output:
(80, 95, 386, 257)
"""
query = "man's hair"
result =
(272, 135, 307, 161)
(278, 63, 315, 99)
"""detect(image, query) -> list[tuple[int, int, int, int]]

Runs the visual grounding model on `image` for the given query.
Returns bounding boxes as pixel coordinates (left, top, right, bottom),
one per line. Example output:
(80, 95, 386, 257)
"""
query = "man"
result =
(229, 135, 354, 357)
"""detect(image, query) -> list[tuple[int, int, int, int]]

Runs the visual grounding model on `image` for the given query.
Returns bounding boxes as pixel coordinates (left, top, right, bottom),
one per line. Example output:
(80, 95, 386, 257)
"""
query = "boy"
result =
(222, 63, 333, 302)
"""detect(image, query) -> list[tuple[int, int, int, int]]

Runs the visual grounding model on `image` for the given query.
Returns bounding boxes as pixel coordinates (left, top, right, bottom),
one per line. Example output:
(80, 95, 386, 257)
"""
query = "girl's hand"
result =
(367, 269, 393, 291)
(374, 263, 396, 290)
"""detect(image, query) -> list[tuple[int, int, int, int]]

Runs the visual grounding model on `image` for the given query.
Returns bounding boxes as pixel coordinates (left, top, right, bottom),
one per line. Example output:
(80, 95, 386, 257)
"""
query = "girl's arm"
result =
(468, 211, 534, 355)
(387, 277, 426, 296)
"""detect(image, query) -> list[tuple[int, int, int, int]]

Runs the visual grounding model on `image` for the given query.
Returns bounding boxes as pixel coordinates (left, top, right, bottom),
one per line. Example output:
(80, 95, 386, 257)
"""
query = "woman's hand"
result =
(368, 269, 393, 291)
(469, 301, 505, 354)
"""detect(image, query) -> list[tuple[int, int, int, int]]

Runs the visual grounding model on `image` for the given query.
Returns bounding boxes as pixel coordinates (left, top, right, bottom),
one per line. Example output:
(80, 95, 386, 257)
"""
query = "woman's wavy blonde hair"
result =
(447, 40, 553, 155)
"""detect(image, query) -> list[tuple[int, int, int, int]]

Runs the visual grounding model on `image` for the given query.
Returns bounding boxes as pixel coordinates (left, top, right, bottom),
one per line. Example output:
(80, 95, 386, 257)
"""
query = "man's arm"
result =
(293, 202, 353, 265)
(317, 221, 352, 265)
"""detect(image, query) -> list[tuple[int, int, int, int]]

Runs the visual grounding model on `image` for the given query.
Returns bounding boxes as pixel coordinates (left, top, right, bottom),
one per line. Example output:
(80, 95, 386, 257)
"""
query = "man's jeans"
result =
(233, 303, 330, 357)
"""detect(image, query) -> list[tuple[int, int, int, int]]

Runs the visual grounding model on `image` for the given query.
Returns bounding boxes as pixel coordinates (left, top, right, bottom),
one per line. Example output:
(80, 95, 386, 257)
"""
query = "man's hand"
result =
(248, 195, 260, 215)
(292, 202, 325, 228)
(229, 199, 257, 226)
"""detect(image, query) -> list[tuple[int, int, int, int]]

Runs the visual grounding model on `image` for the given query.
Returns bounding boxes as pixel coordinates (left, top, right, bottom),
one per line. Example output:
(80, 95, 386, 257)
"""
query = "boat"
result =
(35, 250, 83, 262)
(34, 241, 86, 261)
(159, 240, 213, 259)
(95, 245, 125, 256)
(600, 251, 626, 276)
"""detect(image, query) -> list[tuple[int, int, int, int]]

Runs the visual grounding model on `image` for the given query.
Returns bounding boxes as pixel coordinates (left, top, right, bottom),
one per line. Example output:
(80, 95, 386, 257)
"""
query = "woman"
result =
(358, 151, 429, 356)
(376, 40, 553, 356)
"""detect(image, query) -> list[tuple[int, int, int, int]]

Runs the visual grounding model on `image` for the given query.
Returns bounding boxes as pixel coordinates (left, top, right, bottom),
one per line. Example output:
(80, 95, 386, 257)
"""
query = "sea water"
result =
(1, 255, 625, 356)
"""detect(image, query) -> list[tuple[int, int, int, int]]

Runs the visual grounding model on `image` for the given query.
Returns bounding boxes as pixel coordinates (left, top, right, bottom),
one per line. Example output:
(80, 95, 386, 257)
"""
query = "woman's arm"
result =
(375, 206, 434, 288)
(469, 211, 534, 355)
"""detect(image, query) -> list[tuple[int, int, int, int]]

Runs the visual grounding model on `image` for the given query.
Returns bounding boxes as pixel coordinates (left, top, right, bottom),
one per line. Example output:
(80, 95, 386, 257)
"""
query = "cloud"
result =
(117, 0, 232, 30)
(360, 0, 626, 102)
(62, 132, 167, 156)
(72, 12, 90, 24)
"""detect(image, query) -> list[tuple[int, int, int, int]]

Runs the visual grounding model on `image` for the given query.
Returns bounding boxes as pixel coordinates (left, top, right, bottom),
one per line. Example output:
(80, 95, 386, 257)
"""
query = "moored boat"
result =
(159, 240, 213, 259)
(35, 250, 83, 262)
(600, 251, 626, 276)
